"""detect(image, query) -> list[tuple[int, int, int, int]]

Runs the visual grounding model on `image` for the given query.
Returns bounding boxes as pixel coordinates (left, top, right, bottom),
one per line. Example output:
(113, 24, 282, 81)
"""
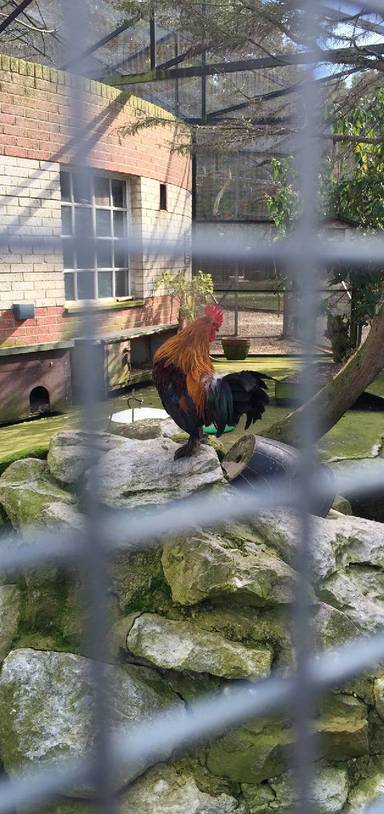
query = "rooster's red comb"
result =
(205, 303, 224, 326)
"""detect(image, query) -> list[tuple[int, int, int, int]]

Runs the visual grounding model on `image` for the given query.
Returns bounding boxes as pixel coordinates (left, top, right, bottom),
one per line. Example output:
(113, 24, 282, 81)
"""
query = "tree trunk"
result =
(265, 304, 384, 446)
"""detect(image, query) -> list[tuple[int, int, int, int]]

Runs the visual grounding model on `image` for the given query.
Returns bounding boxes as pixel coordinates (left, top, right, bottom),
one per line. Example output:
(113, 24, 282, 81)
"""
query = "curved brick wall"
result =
(0, 55, 190, 188)
(0, 55, 192, 347)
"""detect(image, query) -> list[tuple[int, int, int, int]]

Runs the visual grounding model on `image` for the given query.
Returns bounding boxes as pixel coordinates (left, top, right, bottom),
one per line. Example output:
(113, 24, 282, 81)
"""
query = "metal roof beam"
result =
(108, 41, 384, 85)
(96, 31, 174, 81)
(0, 0, 34, 35)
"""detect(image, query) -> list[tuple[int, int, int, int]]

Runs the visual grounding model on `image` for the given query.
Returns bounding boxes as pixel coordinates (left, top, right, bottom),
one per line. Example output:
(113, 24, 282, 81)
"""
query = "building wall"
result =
(0, 55, 192, 348)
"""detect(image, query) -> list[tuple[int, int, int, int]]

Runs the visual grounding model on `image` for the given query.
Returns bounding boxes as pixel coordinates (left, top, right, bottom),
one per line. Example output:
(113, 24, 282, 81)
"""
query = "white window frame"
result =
(60, 169, 132, 303)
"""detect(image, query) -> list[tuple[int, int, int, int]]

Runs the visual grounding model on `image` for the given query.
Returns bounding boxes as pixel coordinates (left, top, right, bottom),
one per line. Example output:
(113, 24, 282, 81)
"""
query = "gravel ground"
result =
(212, 308, 321, 355)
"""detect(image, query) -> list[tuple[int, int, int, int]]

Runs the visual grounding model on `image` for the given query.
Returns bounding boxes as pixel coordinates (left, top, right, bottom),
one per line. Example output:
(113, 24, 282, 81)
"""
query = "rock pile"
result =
(0, 425, 383, 813)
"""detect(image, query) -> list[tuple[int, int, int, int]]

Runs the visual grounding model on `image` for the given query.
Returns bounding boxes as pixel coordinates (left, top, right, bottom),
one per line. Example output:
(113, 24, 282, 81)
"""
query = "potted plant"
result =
(156, 270, 214, 329)
(221, 336, 251, 360)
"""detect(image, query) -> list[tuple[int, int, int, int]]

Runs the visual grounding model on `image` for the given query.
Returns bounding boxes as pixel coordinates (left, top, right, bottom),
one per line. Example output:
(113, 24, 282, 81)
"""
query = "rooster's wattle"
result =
(153, 304, 269, 459)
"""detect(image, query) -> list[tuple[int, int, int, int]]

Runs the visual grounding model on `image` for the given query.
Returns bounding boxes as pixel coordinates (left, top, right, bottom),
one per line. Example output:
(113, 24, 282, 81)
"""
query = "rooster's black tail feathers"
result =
(208, 371, 270, 436)
(224, 370, 269, 431)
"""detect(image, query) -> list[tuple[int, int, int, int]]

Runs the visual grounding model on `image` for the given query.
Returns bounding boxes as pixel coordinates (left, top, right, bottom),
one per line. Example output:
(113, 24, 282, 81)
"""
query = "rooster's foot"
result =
(174, 438, 201, 460)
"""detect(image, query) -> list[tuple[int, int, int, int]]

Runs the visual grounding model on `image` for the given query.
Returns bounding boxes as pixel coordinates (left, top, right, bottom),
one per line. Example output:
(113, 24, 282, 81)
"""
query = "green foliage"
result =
(266, 158, 301, 234)
(266, 87, 384, 356)
(157, 270, 214, 323)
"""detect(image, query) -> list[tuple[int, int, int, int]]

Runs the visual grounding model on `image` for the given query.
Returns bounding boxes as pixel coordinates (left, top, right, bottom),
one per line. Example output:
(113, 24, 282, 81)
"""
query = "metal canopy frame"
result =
(0, 0, 34, 35)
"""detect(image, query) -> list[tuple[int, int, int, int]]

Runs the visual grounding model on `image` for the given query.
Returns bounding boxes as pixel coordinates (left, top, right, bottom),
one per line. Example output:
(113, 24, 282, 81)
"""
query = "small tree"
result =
(157, 270, 214, 327)
(264, 87, 384, 445)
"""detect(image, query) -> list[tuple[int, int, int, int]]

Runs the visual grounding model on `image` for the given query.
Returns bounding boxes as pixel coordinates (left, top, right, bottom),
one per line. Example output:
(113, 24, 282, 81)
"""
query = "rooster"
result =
(153, 303, 269, 459)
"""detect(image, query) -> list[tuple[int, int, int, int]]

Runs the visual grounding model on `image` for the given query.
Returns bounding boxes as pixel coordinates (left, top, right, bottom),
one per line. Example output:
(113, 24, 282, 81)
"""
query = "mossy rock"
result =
(0, 458, 74, 529)
(162, 527, 298, 608)
(126, 612, 273, 680)
(0, 649, 186, 795)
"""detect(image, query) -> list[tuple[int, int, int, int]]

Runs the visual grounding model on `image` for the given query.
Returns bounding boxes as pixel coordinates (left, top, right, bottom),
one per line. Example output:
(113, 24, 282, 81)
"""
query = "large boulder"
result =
(162, 527, 298, 608)
(0, 585, 20, 662)
(47, 431, 127, 486)
(0, 649, 185, 796)
(126, 613, 272, 680)
(88, 437, 224, 508)
(0, 459, 75, 529)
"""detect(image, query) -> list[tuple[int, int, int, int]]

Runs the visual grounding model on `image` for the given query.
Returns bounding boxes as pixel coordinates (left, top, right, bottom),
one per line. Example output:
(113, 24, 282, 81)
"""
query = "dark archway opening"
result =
(30, 386, 50, 416)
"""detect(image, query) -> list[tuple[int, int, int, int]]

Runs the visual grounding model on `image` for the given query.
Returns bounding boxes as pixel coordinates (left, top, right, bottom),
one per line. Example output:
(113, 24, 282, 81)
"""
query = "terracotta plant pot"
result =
(221, 337, 251, 360)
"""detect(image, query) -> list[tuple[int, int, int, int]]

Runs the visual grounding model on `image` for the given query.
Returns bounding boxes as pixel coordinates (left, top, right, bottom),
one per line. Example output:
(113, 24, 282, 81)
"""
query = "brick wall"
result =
(0, 55, 192, 348)
(0, 55, 191, 188)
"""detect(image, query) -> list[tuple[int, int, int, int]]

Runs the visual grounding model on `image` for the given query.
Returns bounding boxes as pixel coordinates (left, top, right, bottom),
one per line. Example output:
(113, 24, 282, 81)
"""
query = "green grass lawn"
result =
(0, 357, 383, 471)
(220, 291, 281, 312)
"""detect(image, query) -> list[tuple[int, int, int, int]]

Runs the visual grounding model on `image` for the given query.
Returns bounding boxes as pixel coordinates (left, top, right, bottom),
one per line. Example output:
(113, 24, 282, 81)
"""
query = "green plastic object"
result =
(203, 424, 235, 434)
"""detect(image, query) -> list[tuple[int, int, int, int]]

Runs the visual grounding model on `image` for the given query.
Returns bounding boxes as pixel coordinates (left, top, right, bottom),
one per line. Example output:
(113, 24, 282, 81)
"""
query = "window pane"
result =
(77, 271, 95, 300)
(60, 172, 71, 202)
(94, 176, 110, 206)
(61, 207, 72, 236)
(115, 269, 129, 297)
(75, 207, 93, 237)
(112, 179, 124, 208)
(64, 272, 75, 300)
(73, 172, 92, 204)
(77, 240, 94, 269)
(114, 243, 128, 269)
(98, 271, 113, 298)
(113, 210, 126, 238)
(96, 241, 113, 268)
(63, 239, 74, 269)
(96, 209, 111, 237)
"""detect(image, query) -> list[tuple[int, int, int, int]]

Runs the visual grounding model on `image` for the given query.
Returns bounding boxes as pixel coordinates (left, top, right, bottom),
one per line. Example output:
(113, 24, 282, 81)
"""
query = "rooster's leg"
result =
(174, 433, 201, 460)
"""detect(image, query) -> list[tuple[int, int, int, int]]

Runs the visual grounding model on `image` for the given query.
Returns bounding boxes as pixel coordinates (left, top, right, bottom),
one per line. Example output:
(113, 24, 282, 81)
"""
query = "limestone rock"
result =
(0, 649, 185, 795)
(89, 437, 224, 508)
(186, 604, 292, 668)
(253, 514, 338, 582)
(0, 459, 74, 529)
(47, 430, 126, 485)
(40, 501, 85, 529)
(207, 693, 368, 784)
(207, 716, 292, 784)
(317, 694, 369, 760)
(331, 495, 352, 516)
(269, 765, 349, 814)
(313, 602, 361, 649)
(320, 568, 384, 633)
(111, 417, 180, 441)
(119, 764, 243, 813)
(346, 762, 384, 812)
(162, 529, 297, 607)
(373, 676, 384, 720)
(240, 782, 275, 814)
(0, 585, 20, 662)
(126, 613, 272, 680)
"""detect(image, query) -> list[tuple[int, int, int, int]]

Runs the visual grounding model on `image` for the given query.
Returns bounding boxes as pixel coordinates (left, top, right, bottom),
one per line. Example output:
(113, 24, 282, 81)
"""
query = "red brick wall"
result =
(0, 296, 179, 348)
(0, 55, 191, 189)
(0, 55, 190, 347)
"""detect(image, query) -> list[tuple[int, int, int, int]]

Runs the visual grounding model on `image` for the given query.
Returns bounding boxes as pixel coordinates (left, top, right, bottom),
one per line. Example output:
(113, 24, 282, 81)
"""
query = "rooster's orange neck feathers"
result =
(154, 317, 215, 416)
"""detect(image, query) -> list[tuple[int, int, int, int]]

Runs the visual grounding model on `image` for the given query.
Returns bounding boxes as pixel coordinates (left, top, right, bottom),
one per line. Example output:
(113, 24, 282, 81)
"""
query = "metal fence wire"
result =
(1, 1, 384, 813)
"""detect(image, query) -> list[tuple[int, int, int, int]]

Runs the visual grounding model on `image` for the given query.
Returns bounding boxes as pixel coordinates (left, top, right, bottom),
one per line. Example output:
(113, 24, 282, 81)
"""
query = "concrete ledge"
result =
(0, 340, 74, 357)
(75, 323, 178, 344)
